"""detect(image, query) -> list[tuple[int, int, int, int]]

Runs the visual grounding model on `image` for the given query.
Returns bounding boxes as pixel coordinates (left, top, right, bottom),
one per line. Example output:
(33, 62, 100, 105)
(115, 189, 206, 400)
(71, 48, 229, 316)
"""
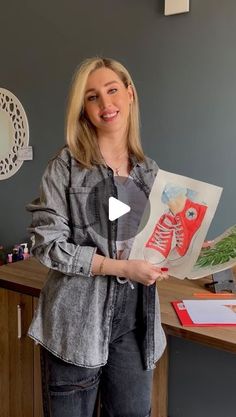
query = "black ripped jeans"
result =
(40, 282, 153, 417)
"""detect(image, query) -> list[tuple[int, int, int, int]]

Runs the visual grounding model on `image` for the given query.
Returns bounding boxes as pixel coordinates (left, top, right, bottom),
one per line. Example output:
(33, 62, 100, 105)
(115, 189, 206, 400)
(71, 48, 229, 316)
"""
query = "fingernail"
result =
(161, 267, 169, 272)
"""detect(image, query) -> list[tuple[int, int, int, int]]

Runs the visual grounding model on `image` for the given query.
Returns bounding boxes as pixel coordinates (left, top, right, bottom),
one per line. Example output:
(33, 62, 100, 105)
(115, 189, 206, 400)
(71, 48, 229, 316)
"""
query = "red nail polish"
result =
(161, 267, 169, 272)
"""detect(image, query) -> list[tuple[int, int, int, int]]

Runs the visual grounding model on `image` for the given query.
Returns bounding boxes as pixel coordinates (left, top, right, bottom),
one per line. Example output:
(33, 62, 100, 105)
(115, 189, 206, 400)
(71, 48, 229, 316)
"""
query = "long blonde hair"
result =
(66, 57, 145, 168)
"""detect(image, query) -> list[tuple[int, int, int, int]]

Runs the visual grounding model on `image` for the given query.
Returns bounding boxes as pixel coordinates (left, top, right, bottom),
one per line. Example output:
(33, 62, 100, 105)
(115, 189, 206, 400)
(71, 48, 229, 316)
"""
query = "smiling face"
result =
(84, 67, 133, 138)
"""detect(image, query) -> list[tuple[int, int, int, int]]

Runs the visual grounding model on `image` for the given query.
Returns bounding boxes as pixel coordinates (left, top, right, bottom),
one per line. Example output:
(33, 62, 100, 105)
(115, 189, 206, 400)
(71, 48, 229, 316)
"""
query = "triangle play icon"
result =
(108, 197, 131, 221)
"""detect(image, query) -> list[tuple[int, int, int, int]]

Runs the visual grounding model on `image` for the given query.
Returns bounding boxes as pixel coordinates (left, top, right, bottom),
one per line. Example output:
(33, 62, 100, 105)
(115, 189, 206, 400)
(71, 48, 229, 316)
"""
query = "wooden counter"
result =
(1, 258, 235, 353)
(157, 274, 236, 352)
(0, 258, 48, 417)
(0, 257, 48, 297)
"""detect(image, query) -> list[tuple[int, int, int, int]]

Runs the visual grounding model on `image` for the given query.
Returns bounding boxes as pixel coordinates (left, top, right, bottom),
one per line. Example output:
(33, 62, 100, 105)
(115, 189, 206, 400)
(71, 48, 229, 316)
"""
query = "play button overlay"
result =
(109, 197, 130, 221)
(85, 176, 151, 240)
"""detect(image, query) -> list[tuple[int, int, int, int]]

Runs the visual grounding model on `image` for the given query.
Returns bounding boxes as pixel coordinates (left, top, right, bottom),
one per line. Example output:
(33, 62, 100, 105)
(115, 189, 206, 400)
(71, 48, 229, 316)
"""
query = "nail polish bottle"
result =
(7, 253, 13, 263)
(23, 244, 30, 260)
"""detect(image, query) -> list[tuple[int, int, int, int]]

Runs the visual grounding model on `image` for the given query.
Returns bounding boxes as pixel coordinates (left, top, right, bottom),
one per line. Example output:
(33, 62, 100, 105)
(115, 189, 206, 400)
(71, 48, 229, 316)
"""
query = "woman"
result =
(27, 57, 168, 417)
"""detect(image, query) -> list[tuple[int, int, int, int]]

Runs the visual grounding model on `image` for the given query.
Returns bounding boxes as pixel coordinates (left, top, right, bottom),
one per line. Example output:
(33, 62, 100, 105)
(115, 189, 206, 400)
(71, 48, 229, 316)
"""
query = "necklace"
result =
(101, 150, 129, 176)
(114, 165, 123, 176)
(115, 167, 121, 176)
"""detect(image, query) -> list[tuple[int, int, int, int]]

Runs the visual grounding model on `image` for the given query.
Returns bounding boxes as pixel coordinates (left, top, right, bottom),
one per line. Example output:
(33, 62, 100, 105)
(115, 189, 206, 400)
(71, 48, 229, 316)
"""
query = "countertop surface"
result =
(0, 257, 48, 297)
(1, 257, 236, 352)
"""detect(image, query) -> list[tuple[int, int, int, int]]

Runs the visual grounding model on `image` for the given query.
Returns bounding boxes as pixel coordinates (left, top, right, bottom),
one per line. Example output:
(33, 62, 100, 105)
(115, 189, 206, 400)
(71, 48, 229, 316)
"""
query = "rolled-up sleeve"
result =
(26, 156, 96, 277)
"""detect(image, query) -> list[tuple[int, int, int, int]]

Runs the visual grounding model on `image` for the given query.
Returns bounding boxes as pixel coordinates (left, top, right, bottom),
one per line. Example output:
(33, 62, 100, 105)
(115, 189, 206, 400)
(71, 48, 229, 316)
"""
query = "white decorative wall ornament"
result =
(0, 88, 32, 180)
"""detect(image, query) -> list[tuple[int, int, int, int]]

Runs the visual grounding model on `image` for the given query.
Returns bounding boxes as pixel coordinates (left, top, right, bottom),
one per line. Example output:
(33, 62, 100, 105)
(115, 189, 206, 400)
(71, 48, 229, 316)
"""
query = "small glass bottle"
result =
(21, 243, 30, 260)
(7, 253, 13, 263)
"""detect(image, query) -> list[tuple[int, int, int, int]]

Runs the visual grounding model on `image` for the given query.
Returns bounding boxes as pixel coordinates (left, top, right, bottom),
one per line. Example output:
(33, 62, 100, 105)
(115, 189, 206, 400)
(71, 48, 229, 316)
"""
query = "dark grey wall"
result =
(0, 1, 235, 416)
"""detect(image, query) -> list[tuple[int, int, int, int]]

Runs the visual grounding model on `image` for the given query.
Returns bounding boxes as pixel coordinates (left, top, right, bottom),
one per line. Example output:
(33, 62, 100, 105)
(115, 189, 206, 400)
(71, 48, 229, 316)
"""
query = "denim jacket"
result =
(27, 146, 166, 370)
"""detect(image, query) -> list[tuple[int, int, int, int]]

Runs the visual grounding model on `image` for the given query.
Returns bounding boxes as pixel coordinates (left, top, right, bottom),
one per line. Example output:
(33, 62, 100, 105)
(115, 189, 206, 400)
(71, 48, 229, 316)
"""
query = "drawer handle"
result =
(17, 304, 22, 339)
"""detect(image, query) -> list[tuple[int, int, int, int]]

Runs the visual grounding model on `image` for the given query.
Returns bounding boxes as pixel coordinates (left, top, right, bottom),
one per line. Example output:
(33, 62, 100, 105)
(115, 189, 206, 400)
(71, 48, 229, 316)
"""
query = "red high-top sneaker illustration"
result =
(143, 212, 176, 264)
(169, 199, 208, 259)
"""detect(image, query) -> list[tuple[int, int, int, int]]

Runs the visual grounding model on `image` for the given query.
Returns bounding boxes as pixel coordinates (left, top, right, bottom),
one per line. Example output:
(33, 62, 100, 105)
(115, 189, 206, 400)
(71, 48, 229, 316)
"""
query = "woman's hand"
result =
(91, 255, 169, 286)
(123, 259, 169, 286)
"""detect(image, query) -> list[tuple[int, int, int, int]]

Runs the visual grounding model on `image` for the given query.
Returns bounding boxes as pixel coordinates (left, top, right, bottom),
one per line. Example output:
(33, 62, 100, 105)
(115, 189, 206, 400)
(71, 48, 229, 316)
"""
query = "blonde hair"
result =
(66, 57, 145, 168)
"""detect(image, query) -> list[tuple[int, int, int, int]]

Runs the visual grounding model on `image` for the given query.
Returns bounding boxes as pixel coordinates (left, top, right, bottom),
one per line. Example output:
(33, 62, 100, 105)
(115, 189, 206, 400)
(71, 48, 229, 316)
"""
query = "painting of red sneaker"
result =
(171, 199, 208, 258)
(129, 168, 223, 279)
(143, 212, 176, 264)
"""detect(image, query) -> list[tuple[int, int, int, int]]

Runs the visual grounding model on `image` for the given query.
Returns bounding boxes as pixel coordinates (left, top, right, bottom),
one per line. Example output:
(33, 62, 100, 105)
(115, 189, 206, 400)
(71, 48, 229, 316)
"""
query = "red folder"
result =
(172, 300, 236, 327)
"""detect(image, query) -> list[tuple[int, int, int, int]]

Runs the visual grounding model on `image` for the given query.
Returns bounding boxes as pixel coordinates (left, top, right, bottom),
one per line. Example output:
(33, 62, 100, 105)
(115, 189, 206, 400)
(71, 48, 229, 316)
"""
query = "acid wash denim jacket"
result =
(27, 146, 166, 370)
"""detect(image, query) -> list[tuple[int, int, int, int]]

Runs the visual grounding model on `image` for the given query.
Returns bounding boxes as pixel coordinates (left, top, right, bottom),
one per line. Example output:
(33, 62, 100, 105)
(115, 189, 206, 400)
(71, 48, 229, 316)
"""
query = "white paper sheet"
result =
(183, 299, 236, 324)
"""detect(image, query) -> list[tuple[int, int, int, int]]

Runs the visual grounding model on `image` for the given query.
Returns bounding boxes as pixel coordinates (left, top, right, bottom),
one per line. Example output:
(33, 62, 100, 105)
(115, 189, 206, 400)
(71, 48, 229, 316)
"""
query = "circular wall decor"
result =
(0, 88, 29, 180)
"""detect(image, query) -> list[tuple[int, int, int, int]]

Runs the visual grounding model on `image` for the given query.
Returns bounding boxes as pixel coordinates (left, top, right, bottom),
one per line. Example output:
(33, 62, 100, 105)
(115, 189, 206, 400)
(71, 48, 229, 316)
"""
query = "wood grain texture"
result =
(151, 346, 169, 417)
(33, 298, 43, 417)
(0, 258, 48, 297)
(0, 288, 34, 417)
(0, 288, 10, 417)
